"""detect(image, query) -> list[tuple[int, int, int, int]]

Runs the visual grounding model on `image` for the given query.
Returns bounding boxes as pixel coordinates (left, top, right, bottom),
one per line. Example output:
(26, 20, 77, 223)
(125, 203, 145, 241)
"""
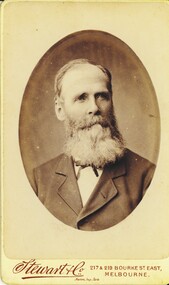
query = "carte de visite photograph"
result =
(1, 2, 169, 284)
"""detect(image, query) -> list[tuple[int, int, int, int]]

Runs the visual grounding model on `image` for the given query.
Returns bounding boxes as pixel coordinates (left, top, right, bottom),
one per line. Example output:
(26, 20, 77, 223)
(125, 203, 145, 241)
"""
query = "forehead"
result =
(60, 63, 109, 96)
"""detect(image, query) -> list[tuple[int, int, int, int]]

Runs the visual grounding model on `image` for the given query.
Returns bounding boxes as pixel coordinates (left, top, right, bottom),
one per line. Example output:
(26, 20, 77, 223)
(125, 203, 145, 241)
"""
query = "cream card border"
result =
(1, 1, 169, 284)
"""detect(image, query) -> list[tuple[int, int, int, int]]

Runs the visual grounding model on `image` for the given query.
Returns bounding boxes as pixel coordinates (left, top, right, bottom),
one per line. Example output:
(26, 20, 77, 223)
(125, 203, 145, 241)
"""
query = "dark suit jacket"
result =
(32, 149, 155, 231)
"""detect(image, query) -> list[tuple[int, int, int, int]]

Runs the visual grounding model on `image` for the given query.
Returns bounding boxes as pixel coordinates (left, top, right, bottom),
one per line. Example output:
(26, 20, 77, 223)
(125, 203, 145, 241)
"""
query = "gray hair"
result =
(54, 58, 112, 103)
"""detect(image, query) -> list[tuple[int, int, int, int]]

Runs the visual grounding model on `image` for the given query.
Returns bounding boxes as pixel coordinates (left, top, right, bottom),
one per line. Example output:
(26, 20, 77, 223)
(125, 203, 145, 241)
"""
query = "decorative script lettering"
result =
(13, 259, 85, 279)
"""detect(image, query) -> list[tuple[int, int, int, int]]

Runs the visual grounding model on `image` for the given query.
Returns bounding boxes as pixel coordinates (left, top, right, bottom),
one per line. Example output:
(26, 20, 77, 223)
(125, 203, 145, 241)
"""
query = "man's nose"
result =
(88, 97, 99, 115)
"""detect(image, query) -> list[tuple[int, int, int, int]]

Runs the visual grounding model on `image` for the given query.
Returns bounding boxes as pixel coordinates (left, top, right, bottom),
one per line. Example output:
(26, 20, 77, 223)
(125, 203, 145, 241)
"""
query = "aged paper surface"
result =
(1, 0, 169, 284)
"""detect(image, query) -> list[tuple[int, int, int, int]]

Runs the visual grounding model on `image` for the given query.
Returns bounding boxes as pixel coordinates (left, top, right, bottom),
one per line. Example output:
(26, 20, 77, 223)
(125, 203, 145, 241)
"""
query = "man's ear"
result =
(55, 99, 66, 121)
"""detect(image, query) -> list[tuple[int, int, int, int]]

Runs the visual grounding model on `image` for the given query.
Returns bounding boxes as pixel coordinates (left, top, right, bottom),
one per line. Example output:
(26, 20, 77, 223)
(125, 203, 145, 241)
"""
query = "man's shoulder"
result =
(35, 153, 69, 172)
(123, 148, 156, 171)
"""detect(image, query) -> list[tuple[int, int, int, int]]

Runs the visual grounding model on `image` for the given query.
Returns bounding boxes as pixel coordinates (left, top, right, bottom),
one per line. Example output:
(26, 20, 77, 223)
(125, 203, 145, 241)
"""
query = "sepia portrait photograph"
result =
(19, 30, 159, 231)
(1, 1, 169, 285)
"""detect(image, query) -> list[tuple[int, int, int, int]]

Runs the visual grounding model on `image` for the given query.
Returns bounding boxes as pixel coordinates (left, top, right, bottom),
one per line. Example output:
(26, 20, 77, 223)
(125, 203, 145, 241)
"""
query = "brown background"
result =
(19, 30, 160, 188)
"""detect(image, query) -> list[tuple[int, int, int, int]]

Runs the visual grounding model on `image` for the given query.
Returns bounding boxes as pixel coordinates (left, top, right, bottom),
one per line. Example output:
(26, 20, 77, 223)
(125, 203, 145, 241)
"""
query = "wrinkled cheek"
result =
(68, 111, 85, 123)
(100, 105, 113, 118)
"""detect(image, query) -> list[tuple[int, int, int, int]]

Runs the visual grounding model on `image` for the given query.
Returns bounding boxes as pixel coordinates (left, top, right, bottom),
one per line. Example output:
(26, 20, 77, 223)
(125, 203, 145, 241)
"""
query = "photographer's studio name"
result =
(13, 259, 85, 279)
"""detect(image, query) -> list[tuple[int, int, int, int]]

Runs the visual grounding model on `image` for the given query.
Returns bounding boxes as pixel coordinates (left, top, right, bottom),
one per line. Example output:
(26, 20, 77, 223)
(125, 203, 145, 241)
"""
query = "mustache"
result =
(70, 115, 110, 130)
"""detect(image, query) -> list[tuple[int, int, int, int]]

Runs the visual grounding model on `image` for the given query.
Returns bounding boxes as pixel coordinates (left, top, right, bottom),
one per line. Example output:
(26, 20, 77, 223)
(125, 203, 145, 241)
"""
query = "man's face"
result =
(56, 63, 124, 167)
(58, 63, 113, 124)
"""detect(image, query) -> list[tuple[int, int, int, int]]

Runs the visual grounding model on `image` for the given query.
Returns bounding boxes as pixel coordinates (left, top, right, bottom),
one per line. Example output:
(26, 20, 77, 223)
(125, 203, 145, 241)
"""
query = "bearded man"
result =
(33, 58, 155, 231)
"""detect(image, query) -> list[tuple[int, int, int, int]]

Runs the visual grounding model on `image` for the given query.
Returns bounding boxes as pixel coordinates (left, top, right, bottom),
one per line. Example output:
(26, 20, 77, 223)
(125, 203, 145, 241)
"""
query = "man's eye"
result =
(77, 93, 87, 102)
(96, 92, 110, 100)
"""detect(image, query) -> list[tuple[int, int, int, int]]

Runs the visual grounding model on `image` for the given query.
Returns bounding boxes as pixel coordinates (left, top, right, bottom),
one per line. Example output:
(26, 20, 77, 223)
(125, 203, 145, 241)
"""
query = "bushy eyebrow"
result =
(95, 91, 111, 98)
(74, 93, 88, 101)
(73, 91, 111, 102)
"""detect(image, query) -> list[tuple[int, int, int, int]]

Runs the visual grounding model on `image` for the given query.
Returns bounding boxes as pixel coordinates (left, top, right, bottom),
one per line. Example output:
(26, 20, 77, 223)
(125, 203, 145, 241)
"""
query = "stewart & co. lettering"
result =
(12, 259, 85, 279)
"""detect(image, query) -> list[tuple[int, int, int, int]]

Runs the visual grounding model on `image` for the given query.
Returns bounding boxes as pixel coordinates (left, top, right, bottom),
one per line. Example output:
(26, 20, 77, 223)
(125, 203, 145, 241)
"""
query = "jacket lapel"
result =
(55, 155, 83, 215)
(77, 158, 126, 222)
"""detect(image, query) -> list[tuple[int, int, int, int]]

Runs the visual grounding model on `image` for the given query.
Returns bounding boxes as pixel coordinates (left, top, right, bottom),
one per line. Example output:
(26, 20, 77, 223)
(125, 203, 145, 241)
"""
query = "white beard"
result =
(64, 115, 125, 168)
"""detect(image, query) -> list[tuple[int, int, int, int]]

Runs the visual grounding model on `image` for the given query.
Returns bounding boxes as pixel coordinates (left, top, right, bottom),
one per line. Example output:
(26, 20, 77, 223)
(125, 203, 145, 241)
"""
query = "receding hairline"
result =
(54, 59, 112, 101)
(63, 61, 104, 72)
(60, 62, 109, 83)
